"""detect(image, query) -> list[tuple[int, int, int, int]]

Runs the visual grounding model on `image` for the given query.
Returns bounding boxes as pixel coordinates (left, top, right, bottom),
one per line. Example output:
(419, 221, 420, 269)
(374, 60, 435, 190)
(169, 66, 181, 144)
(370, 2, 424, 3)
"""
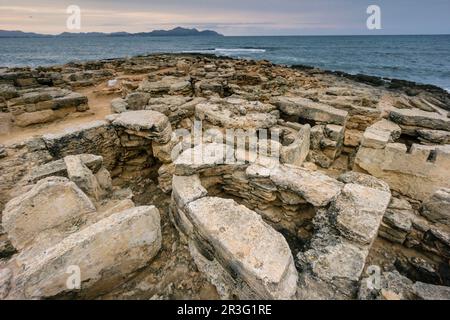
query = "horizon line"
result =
(1, 28, 450, 38)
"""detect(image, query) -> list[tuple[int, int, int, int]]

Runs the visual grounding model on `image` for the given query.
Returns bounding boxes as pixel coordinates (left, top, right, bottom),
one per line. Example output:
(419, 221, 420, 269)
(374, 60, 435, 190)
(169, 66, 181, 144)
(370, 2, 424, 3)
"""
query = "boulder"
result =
(14, 110, 56, 127)
(110, 98, 128, 113)
(331, 183, 391, 245)
(272, 96, 348, 126)
(186, 197, 298, 300)
(64, 155, 104, 201)
(389, 108, 450, 131)
(27, 154, 104, 183)
(361, 120, 401, 149)
(11, 206, 161, 299)
(2, 177, 96, 250)
(0, 268, 12, 299)
(112, 110, 172, 143)
(338, 171, 390, 193)
(172, 175, 207, 209)
(270, 165, 343, 207)
(412, 282, 450, 300)
(421, 188, 450, 226)
(174, 143, 235, 176)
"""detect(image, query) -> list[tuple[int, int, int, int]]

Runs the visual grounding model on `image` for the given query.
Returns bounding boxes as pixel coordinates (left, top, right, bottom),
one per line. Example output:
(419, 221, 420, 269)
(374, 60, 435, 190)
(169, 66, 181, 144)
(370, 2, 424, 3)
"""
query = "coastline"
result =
(1, 34, 449, 90)
(1, 51, 450, 96)
(1, 52, 450, 300)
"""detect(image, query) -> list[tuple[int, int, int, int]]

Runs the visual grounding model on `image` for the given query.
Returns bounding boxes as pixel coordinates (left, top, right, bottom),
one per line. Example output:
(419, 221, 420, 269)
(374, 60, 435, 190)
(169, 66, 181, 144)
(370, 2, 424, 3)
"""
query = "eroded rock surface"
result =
(1, 53, 450, 300)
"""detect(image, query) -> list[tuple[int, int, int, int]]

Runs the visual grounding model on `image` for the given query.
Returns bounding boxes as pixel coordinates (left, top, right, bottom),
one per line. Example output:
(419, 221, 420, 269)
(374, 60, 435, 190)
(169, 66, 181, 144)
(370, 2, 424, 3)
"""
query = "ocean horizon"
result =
(1, 34, 449, 91)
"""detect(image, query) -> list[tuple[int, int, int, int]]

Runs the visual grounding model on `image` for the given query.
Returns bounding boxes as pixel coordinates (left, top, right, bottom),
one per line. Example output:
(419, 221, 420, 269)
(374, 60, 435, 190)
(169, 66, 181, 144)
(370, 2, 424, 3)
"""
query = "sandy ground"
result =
(0, 84, 120, 145)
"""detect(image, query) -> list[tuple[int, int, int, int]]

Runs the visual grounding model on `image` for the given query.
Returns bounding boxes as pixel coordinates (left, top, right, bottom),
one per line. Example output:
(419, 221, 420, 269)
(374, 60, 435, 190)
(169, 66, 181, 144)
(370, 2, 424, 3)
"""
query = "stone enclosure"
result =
(1, 54, 450, 300)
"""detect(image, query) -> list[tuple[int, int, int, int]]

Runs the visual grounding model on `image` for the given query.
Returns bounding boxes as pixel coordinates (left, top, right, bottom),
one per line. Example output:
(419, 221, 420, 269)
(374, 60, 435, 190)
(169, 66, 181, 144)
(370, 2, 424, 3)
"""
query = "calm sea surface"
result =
(1, 35, 449, 90)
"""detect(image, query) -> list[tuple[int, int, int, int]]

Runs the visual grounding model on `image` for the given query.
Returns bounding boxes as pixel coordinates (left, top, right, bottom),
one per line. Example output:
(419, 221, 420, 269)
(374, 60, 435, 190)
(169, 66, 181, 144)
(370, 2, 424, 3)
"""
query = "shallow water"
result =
(1, 35, 449, 90)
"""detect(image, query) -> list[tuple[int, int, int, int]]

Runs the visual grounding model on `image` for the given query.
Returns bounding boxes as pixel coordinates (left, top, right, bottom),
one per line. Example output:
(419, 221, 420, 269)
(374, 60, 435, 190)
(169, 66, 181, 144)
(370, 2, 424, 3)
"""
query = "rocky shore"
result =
(0, 53, 450, 300)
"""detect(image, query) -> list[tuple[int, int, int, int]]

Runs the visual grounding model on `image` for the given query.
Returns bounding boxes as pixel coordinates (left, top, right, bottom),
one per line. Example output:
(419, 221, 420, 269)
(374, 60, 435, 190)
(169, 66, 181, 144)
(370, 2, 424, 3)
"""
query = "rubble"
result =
(1, 53, 450, 300)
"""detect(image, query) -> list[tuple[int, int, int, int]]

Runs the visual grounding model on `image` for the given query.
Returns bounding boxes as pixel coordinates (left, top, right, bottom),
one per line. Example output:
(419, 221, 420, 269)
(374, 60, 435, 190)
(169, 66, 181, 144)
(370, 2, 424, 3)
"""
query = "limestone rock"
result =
(186, 197, 298, 299)
(174, 143, 235, 176)
(361, 119, 401, 149)
(390, 108, 450, 131)
(14, 110, 56, 127)
(358, 271, 415, 300)
(64, 155, 104, 201)
(412, 282, 450, 300)
(421, 188, 450, 226)
(270, 165, 343, 207)
(172, 175, 207, 209)
(11, 206, 161, 299)
(112, 110, 172, 143)
(196, 98, 278, 129)
(111, 97, 128, 113)
(338, 171, 390, 193)
(2, 177, 96, 250)
(331, 183, 391, 245)
(272, 96, 348, 126)
(0, 268, 12, 299)
(27, 154, 103, 183)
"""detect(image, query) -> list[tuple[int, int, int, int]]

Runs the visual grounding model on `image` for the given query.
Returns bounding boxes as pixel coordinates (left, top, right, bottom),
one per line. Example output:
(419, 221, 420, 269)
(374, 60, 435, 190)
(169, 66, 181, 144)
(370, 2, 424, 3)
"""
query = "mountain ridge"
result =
(0, 27, 224, 38)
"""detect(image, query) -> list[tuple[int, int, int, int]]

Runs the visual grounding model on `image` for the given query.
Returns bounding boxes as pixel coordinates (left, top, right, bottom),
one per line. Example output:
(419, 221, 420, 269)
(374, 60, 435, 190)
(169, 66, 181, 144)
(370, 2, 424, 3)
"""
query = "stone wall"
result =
(355, 120, 450, 201)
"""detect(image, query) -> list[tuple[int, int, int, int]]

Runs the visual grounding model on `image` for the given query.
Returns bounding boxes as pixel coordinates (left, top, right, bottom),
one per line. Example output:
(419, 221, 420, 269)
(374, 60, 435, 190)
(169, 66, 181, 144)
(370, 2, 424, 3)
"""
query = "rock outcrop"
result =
(1, 53, 450, 300)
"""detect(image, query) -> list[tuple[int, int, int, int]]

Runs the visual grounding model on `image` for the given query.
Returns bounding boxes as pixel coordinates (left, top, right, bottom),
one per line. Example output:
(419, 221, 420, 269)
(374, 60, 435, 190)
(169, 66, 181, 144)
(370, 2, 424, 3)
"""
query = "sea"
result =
(1, 35, 449, 91)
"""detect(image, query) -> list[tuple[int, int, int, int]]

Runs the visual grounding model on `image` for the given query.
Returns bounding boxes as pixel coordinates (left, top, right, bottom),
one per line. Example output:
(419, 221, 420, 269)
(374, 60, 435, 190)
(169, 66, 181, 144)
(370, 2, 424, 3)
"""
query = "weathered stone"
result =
(383, 209, 413, 232)
(196, 98, 278, 129)
(172, 175, 207, 209)
(186, 197, 298, 299)
(14, 109, 56, 127)
(361, 120, 401, 149)
(126, 92, 150, 110)
(272, 96, 348, 126)
(42, 120, 120, 170)
(331, 183, 391, 245)
(0, 268, 12, 299)
(358, 271, 415, 300)
(53, 92, 88, 110)
(338, 171, 390, 193)
(355, 141, 450, 201)
(111, 97, 128, 113)
(298, 240, 368, 298)
(0, 84, 18, 100)
(64, 155, 104, 201)
(2, 177, 96, 250)
(174, 143, 235, 176)
(27, 154, 103, 183)
(412, 282, 450, 300)
(417, 128, 450, 144)
(270, 165, 343, 207)
(422, 188, 450, 226)
(112, 110, 172, 143)
(280, 125, 310, 166)
(390, 108, 450, 131)
(10, 206, 161, 299)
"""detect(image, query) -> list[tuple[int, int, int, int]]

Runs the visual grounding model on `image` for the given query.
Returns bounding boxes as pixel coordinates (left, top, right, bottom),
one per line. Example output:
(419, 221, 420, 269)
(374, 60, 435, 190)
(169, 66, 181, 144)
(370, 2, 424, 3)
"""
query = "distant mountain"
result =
(0, 27, 223, 38)
(0, 30, 49, 38)
(138, 27, 223, 37)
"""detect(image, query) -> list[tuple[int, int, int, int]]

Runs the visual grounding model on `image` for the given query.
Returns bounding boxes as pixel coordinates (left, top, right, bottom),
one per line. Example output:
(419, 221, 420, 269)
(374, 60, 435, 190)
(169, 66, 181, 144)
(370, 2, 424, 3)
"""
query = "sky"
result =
(1, 0, 449, 36)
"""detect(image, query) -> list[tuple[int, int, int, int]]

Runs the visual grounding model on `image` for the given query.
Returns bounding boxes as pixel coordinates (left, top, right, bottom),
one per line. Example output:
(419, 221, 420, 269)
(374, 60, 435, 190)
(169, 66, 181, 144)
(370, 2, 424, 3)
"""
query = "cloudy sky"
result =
(1, 0, 449, 35)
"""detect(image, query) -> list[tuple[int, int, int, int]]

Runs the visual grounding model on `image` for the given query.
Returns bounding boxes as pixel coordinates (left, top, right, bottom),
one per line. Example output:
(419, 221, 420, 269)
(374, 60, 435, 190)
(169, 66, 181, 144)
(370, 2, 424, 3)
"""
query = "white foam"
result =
(182, 48, 266, 55)
(214, 48, 266, 53)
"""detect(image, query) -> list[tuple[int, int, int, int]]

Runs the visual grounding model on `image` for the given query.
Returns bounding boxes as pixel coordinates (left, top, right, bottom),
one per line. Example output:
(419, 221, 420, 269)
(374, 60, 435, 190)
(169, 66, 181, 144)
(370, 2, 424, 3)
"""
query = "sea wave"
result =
(182, 48, 266, 55)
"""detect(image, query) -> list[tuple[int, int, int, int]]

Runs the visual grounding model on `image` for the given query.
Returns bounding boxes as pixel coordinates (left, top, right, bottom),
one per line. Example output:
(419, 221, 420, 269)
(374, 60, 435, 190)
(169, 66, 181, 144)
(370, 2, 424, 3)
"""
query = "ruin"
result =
(0, 54, 449, 300)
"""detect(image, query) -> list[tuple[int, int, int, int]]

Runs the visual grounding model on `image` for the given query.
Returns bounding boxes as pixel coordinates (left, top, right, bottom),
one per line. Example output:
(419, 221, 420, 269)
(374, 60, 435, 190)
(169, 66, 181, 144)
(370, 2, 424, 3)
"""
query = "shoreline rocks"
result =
(1, 53, 450, 300)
